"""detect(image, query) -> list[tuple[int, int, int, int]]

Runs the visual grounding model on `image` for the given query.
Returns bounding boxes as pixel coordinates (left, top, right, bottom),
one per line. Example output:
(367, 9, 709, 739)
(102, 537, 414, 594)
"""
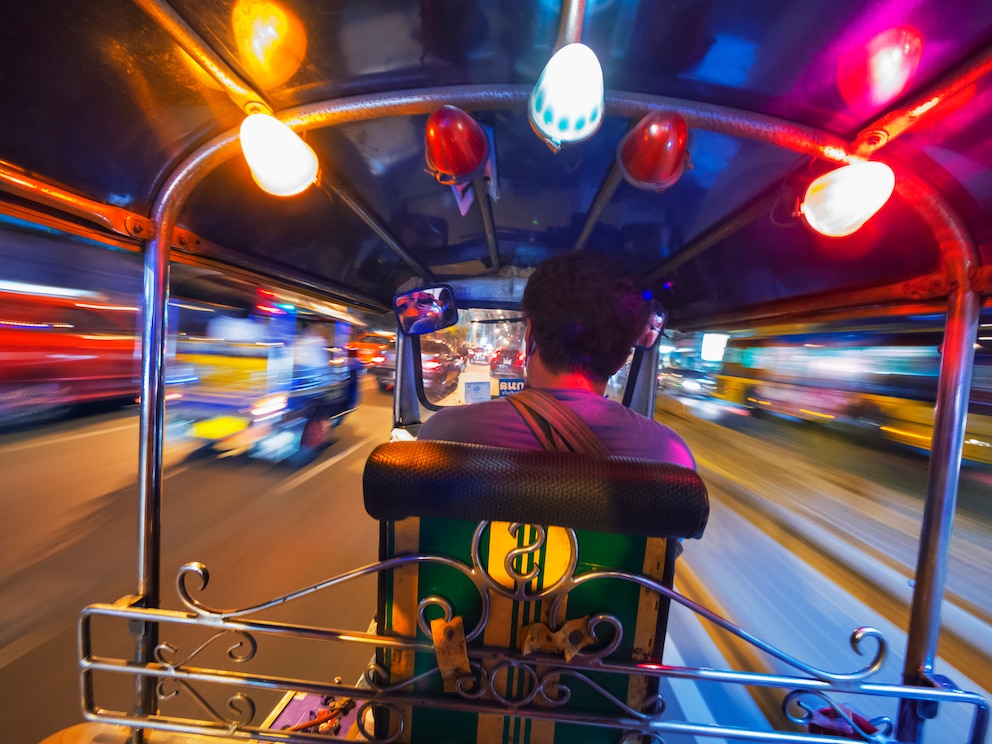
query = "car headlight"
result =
(251, 394, 288, 417)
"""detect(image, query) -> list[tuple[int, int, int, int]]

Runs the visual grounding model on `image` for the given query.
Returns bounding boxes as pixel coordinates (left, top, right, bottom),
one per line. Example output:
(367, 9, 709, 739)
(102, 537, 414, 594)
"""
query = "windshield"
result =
(421, 308, 658, 406)
(420, 308, 527, 407)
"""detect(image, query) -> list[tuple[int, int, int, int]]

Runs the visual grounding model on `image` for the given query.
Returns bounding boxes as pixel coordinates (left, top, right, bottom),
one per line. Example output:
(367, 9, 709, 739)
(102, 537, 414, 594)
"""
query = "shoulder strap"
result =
(507, 388, 612, 457)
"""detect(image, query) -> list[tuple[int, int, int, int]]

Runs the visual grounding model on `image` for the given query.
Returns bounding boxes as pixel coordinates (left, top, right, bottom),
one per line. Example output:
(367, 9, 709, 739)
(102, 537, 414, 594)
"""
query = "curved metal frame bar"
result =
(893, 178, 981, 740)
(131, 0, 268, 114)
(0, 160, 152, 239)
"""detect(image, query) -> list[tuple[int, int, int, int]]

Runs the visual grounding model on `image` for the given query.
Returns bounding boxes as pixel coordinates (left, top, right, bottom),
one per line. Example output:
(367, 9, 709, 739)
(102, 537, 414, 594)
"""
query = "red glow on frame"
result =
(617, 111, 688, 192)
(425, 106, 489, 185)
(909, 82, 978, 130)
(837, 27, 923, 116)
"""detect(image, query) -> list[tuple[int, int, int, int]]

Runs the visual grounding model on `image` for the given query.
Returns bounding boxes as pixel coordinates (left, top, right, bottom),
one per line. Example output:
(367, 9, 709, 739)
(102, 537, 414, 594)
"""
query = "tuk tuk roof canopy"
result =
(1, 0, 990, 330)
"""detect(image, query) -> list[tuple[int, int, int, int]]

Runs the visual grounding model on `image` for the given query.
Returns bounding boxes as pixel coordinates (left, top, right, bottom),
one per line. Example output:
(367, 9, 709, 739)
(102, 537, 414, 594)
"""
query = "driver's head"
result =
(523, 251, 652, 384)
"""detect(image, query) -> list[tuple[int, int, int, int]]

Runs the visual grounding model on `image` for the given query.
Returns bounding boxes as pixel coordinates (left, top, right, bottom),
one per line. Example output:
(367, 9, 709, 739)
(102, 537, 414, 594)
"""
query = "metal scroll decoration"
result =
(150, 518, 906, 742)
(156, 678, 256, 728)
(176, 519, 886, 668)
(174, 521, 885, 682)
(356, 520, 889, 727)
(176, 553, 492, 640)
(468, 520, 887, 682)
(154, 628, 257, 668)
(784, 689, 895, 739)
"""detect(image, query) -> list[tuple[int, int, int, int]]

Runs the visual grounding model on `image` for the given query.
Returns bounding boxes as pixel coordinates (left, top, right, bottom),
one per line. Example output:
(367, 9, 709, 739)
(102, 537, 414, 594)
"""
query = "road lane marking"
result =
(273, 433, 381, 496)
(0, 619, 65, 670)
(662, 637, 729, 744)
(0, 421, 137, 454)
(165, 465, 188, 479)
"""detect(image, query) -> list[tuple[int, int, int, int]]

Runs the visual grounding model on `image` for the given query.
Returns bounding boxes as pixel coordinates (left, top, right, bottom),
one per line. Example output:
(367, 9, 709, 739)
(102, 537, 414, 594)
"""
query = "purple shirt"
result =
(417, 388, 695, 468)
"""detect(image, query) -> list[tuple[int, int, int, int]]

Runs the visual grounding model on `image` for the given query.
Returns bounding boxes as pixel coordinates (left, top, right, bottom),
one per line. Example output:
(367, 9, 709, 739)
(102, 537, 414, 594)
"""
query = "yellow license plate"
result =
(191, 415, 250, 440)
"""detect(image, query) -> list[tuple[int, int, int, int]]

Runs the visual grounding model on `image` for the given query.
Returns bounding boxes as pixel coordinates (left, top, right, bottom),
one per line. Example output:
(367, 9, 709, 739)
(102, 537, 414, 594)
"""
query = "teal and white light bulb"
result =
(529, 43, 605, 151)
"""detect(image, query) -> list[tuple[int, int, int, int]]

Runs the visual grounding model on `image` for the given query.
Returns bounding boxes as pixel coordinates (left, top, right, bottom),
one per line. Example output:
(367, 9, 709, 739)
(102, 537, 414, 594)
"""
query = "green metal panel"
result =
(379, 517, 662, 744)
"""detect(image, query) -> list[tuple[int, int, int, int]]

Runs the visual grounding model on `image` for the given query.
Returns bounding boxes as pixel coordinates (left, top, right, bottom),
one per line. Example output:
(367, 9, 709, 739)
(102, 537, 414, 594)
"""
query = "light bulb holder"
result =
(244, 101, 271, 116)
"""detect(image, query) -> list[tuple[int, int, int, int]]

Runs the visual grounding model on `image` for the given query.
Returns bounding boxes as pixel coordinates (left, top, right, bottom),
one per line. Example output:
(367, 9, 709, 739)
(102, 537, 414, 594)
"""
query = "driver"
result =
(418, 251, 695, 466)
(397, 291, 440, 333)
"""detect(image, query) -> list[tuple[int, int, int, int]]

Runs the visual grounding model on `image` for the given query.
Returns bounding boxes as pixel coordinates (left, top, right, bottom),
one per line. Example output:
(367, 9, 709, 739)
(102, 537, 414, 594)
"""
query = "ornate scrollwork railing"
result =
(78, 520, 989, 744)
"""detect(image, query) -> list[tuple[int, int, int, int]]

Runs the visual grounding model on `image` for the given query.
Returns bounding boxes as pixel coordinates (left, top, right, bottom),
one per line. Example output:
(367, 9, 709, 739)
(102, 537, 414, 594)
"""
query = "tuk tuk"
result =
(0, 1, 989, 742)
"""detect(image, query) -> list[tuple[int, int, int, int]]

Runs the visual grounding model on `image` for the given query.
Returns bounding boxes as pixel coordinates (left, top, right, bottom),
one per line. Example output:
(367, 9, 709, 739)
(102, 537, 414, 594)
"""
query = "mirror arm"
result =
(394, 331, 422, 428)
(623, 344, 660, 418)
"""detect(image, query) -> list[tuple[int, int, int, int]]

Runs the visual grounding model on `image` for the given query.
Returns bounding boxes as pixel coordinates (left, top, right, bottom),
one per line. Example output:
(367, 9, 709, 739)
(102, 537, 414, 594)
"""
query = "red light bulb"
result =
(425, 105, 488, 185)
(617, 111, 688, 192)
(837, 27, 923, 115)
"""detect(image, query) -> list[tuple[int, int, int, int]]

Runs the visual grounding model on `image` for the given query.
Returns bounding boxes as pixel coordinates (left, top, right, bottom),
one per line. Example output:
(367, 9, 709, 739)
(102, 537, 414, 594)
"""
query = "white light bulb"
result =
(240, 113, 318, 197)
(801, 161, 895, 237)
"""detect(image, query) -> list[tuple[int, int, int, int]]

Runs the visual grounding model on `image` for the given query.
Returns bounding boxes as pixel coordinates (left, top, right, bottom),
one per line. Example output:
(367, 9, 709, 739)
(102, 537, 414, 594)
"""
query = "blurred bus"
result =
(714, 317, 992, 465)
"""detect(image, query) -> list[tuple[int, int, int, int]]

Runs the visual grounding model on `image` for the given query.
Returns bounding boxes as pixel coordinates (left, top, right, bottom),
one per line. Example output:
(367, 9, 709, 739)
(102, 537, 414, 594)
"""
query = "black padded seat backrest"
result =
(364, 440, 708, 539)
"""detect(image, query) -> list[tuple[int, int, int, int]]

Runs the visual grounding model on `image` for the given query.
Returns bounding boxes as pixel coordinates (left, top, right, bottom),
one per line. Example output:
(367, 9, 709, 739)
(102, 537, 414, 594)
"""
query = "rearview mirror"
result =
(635, 307, 667, 349)
(394, 285, 458, 335)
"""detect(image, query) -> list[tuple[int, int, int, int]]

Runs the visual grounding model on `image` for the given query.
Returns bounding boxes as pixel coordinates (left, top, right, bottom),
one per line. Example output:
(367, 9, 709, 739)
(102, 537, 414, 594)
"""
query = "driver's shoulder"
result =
(418, 397, 518, 440)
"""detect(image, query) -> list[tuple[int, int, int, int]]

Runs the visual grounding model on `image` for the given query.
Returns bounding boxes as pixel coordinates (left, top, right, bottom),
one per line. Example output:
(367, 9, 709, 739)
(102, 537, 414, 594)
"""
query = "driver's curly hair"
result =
(523, 251, 652, 384)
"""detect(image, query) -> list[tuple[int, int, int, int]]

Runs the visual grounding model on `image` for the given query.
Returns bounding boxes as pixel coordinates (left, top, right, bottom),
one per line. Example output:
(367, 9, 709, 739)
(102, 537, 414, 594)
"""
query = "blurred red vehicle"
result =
(347, 331, 397, 365)
(0, 288, 140, 424)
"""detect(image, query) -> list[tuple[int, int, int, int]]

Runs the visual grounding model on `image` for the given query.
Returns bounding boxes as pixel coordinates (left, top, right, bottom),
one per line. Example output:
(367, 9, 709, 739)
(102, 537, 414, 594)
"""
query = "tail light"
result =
(422, 359, 442, 371)
(136, 391, 184, 404)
